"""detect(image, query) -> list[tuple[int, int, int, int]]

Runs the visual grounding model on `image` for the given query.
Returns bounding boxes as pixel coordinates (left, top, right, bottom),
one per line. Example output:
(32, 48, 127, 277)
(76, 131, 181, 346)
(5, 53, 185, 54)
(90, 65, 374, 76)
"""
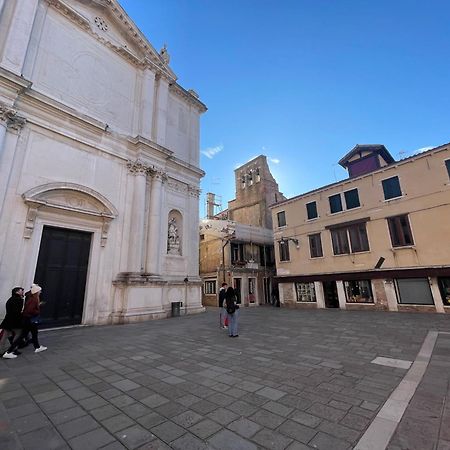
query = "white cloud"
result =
(270, 158, 280, 164)
(201, 144, 223, 159)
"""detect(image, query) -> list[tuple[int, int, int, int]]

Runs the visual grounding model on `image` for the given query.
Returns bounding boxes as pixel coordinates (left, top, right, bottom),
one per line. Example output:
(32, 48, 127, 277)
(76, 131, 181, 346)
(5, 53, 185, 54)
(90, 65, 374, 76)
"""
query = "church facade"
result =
(0, 0, 206, 326)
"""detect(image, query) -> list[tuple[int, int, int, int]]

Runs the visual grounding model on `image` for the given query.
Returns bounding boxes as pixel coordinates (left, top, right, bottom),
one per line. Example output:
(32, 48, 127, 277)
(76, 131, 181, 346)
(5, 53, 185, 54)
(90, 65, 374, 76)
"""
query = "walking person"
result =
(218, 282, 228, 328)
(225, 286, 239, 337)
(1, 287, 25, 358)
(4, 284, 47, 357)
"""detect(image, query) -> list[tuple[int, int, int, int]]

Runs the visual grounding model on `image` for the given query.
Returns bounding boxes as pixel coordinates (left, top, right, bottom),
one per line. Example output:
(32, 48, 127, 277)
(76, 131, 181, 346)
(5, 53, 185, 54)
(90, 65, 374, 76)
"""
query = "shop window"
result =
(204, 280, 216, 295)
(331, 222, 369, 255)
(279, 240, 290, 262)
(387, 215, 414, 247)
(277, 211, 286, 227)
(306, 201, 318, 220)
(309, 233, 323, 258)
(295, 282, 316, 302)
(382, 176, 402, 200)
(344, 280, 373, 303)
(438, 277, 450, 306)
(396, 278, 434, 305)
(248, 278, 256, 303)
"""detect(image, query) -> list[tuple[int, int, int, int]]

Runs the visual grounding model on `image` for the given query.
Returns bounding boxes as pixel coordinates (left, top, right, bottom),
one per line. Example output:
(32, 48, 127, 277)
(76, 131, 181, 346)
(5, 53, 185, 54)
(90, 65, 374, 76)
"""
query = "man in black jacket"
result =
(218, 282, 228, 328)
(1, 287, 24, 359)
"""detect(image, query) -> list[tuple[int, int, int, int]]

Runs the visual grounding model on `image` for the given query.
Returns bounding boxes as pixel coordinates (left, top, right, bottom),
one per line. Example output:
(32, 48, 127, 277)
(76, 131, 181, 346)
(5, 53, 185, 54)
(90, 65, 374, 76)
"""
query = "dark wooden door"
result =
(34, 226, 92, 328)
(323, 281, 340, 308)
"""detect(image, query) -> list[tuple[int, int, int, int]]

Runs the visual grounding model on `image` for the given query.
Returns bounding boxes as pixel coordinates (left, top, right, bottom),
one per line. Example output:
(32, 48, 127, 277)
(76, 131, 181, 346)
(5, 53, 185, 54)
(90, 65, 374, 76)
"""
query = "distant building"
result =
(0, 0, 206, 326)
(199, 155, 285, 306)
(270, 144, 450, 312)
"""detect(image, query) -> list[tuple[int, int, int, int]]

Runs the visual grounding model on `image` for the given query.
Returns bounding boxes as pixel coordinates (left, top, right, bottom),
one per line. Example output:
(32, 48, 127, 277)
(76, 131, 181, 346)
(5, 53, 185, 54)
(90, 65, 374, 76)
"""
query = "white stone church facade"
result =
(0, 0, 206, 326)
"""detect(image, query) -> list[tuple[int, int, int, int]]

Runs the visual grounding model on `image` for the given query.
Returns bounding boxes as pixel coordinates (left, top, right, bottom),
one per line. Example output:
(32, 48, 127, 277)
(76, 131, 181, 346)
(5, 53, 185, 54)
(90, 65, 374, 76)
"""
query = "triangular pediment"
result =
(48, 0, 177, 79)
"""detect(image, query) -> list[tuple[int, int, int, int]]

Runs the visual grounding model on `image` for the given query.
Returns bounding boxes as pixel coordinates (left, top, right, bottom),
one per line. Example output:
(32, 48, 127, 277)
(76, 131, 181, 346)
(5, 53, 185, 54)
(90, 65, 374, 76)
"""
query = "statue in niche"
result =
(167, 217, 180, 254)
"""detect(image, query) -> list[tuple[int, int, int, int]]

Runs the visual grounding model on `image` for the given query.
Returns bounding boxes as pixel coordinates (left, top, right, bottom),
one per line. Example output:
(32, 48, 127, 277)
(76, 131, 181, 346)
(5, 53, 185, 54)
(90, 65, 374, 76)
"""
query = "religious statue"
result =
(167, 217, 180, 254)
(160, 44, 170, 65)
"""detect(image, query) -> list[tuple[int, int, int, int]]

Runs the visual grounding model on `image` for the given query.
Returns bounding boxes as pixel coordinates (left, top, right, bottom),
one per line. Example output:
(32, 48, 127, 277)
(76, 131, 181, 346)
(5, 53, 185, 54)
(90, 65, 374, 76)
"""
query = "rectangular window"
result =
(309, 233, 323, 258)
(331, 228, 350, 255)
(231, 243, 245, 263)
(344, 280, 373, 303)
(387, 215, 414, 247)
(204, 280, 216, 295)
(331, 222, 369, 255)
(306, 201, 318, 220)
(438, 277, 450, 306)
(382, 176, 402, 200)
(279, 240, 290, 262)
(446, 159, 450, 179)
(348, 223, 369, 252)
(329, 194, 343, 214)
(396, 278, 434, 305)
(344, 189, 360, 209)
(277, 211, 286, 227)
(295, 282, 316, 302)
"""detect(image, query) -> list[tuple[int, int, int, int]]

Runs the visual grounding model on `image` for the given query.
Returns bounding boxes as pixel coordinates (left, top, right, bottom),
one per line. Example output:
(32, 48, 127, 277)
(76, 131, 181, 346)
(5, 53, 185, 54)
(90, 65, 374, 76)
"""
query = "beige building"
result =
(199, 155, 285, 306)
(270, 144, 450, 313)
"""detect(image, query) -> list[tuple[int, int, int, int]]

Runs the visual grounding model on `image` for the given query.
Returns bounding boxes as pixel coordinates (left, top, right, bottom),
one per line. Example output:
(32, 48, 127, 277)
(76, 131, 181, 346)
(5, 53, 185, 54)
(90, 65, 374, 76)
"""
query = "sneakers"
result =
(34, 346, 47, 353)
(2, 352, 17, 359)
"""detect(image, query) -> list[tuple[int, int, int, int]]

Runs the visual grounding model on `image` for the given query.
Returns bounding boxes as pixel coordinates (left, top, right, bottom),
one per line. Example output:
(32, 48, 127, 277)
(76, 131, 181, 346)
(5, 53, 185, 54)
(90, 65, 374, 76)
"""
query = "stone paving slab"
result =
(1, 308, 450, 449)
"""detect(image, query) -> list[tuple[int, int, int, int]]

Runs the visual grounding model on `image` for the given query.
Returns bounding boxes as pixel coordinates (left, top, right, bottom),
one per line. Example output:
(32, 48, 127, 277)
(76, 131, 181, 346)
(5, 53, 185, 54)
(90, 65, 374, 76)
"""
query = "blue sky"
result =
(121, 0, 450, 217)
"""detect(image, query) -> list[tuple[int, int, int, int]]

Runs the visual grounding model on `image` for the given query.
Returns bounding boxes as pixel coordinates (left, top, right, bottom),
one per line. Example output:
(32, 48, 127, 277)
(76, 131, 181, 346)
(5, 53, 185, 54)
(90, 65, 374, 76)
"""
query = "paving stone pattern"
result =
(387, 333, 450, 450)
(1, 308, 450, 449)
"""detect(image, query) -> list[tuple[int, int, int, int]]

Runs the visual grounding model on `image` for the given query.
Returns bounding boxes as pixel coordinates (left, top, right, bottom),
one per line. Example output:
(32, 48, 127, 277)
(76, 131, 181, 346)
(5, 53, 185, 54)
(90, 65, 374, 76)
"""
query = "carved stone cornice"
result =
(127, 159, 149, 175)
(188, 185, 201, 198)
(169, 83, 207, 113)
(167, 179, 188, 194)
(0, 102, 26, 131)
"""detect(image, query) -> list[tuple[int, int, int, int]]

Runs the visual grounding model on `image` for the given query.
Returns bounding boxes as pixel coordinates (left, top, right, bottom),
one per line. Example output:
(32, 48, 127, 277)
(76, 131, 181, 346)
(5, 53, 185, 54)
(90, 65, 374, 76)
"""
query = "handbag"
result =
(30, 315, 41, 324)
(226, 304, 236, 315)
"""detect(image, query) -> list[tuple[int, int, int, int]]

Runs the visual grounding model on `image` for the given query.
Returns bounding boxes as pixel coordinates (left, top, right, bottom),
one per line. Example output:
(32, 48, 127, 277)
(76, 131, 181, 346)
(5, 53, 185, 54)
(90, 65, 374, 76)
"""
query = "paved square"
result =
(1, 308, 449, 449)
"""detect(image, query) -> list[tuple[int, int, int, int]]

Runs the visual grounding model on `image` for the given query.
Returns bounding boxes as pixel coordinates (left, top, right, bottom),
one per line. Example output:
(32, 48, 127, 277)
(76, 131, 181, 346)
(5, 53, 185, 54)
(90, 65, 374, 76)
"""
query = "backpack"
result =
(226, 304, 236, 315)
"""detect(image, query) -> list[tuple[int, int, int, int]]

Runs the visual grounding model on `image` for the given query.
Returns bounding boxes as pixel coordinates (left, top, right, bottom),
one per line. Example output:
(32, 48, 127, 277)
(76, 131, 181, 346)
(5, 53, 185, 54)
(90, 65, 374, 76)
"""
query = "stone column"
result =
(314, 282, 325, 309)
(140, 68, 155, 140)
(336, 280, 347, 309)
(127, 160, 148, 272)
(429, 277, 445, 313)
(384, 279, 399, 311)
(0, 104, 26, 216)
(146, 168, 165, 274)
(0, 0, 39, 75)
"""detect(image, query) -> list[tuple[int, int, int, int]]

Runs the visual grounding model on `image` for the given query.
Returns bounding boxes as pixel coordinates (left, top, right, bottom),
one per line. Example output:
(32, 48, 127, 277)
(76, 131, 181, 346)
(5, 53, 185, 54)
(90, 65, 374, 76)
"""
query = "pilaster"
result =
(126, 159, 148, 272)
(0, 0, 39, 75)
(140, 68, 156, 140)
(146, 168, 166, 274)
(336, 280, 347, 309)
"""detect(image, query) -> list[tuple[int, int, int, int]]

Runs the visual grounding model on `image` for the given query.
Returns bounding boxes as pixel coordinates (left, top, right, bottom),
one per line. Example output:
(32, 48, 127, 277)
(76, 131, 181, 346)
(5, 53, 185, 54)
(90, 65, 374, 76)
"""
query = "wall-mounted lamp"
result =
(280, 237, 300, 249)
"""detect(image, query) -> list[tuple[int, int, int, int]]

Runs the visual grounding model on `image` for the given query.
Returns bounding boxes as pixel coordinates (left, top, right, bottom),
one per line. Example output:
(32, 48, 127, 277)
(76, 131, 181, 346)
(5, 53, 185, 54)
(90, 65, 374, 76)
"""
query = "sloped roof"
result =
(338, 144, 395, 168)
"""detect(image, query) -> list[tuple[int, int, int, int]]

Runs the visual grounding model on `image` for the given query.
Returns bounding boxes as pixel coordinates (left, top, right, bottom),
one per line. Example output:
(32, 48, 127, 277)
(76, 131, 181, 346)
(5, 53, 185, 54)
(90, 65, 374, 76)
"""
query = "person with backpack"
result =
(225, 286, 239, 337)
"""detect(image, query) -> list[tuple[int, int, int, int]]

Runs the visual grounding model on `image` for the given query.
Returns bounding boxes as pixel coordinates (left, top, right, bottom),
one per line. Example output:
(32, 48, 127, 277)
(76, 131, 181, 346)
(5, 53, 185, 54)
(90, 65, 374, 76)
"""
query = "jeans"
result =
(228, 309, 239, 336)
(8, 319, 40, 352)
(219, 307, 226, 327)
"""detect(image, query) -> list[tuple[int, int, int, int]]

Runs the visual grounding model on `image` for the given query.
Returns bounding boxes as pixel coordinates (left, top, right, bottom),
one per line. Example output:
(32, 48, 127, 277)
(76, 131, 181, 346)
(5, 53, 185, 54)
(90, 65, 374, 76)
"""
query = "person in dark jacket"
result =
(225, 286, 239, 337)
(3, 284, 47, 358)
(218, 282, 228, 328)
(1, 287, 24, 357)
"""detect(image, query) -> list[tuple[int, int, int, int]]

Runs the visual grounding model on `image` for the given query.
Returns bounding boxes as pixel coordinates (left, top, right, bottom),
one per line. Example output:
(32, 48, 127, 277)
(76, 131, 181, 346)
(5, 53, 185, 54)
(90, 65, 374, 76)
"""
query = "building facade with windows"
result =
(199, 155, 284, 306)
(0, 0, 206, 326)
(270, 144, 450, 313)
